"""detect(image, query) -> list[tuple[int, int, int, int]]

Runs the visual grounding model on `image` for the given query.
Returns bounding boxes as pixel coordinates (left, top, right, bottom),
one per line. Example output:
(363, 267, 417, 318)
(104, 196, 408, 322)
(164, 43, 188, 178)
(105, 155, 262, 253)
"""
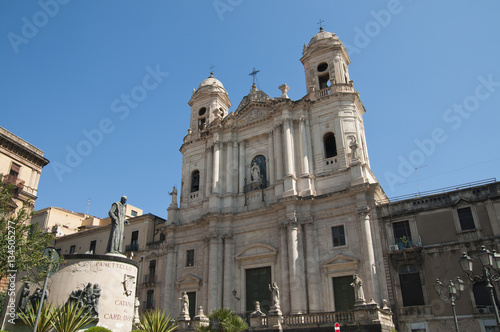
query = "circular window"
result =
(317, 62, 328, 72)
(198, 107, 206, 116)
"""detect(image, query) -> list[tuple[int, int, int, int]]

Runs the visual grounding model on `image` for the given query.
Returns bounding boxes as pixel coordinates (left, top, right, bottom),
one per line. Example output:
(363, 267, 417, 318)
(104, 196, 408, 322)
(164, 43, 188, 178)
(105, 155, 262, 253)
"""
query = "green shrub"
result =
(85, 327, 113, 332)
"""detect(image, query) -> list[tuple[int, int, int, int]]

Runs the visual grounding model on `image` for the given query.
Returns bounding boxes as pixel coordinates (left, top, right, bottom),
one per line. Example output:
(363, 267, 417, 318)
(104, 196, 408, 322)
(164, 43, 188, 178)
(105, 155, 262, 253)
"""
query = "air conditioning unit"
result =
(477, 306, 494, 314)
(389, 245, 399, 251)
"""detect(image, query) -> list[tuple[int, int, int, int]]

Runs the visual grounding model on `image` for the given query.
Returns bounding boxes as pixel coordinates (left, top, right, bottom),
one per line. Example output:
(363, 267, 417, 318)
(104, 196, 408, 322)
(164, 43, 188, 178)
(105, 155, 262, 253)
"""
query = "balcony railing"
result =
(143, 274, 156, 284)
(125, 242, 139, 252)
(146, 240, 163, 249)
(3, 174, 25, 190)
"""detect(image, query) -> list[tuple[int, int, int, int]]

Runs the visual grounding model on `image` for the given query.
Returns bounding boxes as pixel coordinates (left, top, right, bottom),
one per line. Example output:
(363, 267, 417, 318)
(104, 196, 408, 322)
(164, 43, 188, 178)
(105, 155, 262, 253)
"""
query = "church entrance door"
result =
(332, 276, 355, 311)
(245, 266, 271, 314)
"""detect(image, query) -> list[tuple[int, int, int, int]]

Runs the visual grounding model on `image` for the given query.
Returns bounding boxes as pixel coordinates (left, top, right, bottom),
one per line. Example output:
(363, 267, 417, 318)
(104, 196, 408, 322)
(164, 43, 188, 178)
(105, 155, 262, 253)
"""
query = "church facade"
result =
(161, 27, 392, 328)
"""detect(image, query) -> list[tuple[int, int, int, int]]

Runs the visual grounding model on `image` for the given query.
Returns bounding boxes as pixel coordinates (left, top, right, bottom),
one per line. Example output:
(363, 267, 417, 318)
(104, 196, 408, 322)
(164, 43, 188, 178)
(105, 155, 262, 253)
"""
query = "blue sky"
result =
(1, 1, 499, 218)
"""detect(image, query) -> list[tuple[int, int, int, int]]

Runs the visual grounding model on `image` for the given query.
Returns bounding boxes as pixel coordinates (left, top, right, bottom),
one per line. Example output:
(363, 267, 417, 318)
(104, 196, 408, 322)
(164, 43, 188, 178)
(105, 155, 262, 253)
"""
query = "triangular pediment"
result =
(452, 197, 471, 206)
(235, 243, 277, 262)
(176, 273, 203, 289)
(322, 252, 359, 274)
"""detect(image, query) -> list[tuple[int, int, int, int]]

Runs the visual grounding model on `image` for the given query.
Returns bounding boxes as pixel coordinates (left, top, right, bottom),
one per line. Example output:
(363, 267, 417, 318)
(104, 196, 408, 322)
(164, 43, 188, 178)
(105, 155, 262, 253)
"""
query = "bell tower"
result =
(300, 27, 351, 95)
(187, 72, 231, 136)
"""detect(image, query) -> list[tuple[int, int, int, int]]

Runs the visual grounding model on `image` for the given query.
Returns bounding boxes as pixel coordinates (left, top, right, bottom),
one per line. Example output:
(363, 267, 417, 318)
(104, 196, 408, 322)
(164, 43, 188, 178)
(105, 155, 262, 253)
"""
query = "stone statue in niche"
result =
(107, 196, 129, 254)
(349, 136, 358, 160)
(251, 162, 261, 184)
(351, 274, 366, 305)
(249, 155, 267, 191)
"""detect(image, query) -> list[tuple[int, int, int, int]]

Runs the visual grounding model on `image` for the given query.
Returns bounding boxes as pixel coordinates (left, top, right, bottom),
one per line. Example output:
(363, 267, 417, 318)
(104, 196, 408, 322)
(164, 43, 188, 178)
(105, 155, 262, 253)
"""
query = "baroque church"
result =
(23, 26, 500, 332)
(162, 26, 392, 327)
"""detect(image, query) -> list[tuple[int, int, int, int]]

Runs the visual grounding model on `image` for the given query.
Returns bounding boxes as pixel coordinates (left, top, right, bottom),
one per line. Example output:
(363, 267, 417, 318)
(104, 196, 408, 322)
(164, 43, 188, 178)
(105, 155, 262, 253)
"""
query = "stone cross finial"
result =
(279, 84, 290, 99)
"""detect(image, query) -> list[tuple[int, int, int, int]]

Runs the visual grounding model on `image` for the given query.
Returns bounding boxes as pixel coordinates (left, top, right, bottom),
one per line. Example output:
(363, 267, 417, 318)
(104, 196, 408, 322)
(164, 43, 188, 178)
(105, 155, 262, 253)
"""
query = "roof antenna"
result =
(317, 19, 325, 31)
(249, 67, 260, 90)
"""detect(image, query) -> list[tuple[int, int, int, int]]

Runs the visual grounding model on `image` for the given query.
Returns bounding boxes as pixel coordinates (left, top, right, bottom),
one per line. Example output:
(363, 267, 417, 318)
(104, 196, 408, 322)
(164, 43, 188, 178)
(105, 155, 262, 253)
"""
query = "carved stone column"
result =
(238, 140, 245, 193)
(205, 231, 222, 312)
(213, 141, 220, 193)
(301, 216, 321, 312)
(356, 206, 378, 302)
(280, 212, 306, 314)
(298, 117, 310, 176)
(268, 130, 275, 185)
(205, 145, 213, 197)
(274, 125, 283, 181)
(226, 141, 233, 193)
(222, 231, 234, 308)
(277, 220, 290, 314)
(163, 241, 177, 315)
(283, 116, 295, 177)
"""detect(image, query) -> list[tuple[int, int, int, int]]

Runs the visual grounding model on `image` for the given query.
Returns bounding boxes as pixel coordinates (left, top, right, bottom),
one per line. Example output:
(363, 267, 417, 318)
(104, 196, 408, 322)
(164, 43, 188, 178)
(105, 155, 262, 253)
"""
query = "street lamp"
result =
(434, 277, 464, 332)
(459, 246, 500, 326)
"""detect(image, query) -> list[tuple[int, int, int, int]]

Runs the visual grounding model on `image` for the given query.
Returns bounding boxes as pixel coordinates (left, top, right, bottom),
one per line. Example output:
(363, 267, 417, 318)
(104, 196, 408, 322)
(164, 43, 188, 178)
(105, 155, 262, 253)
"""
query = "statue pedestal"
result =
(44, 254, 138, 332)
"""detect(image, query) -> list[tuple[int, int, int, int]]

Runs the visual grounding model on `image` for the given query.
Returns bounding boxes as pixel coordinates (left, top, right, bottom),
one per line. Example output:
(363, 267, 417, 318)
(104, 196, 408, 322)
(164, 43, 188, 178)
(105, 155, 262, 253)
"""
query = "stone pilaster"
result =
(280, 212, 307, 314)
(238, 140, 245, 193)
(298, 117, 309, 176)
(226, 141, 233, 193)
(274, 125, 283, 181)
(163, 241, 177, 315)
(204, 231, 222, 312)
(283, 116, 295, 177)
(301, 216, 322, 312)
(205, 145, 213, 197)
(213, 141, 221, 193)
(356, 206, 379, 302)
(222, 231, 234, 308)
(268, 130, 275, 185)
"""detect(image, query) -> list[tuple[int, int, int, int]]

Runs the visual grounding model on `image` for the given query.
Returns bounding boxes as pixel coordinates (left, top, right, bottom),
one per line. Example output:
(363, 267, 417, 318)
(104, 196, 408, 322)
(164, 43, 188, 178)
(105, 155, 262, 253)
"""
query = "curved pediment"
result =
(235, 243, 278, 263)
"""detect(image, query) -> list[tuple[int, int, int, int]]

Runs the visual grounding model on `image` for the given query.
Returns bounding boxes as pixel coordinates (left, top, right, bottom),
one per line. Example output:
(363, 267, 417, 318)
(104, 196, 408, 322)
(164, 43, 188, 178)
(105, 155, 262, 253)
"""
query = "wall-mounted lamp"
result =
(232, 289, 240, 301)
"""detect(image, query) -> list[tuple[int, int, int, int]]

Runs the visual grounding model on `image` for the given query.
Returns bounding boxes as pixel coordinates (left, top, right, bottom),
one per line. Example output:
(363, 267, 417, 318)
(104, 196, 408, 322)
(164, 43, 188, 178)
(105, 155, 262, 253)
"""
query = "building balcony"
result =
(143, 274, 156, 284)
(397, 305, 433, 318)
(3, 174, 25, 191)
(125, 242, 139, 252)
(146, 240, 163, 250)
(314, 82, 355, 99)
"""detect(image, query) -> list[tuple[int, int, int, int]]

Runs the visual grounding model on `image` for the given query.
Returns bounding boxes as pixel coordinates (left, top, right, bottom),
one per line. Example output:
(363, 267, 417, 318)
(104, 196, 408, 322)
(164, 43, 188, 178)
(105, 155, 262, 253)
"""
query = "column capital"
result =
(221, 231, 234, 240)
(203, 230, 221, 243)
(163, 241, 176, 251)
(356, 206, 371, 216)
(278, 211, 300, 228)
(299, 216, 314, 225)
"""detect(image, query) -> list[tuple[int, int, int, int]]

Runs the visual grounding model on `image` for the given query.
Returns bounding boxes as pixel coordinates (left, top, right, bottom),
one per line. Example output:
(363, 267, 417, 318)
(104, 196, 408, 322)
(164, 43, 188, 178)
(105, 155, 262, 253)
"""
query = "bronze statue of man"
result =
(106, 196, 128, 253)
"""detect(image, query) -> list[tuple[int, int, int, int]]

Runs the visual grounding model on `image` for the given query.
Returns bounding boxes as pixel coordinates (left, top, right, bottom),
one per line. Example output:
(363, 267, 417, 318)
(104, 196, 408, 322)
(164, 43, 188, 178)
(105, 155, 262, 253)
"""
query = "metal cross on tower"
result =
(249, 67, 260, 85)
(317, 19, 325, 31)
(209, 65, 215, 75)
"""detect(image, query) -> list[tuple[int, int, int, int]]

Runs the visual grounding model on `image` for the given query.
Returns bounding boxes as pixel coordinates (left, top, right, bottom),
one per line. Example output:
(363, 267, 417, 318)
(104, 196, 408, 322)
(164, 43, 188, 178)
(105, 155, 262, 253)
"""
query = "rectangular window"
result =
(89, 240, 96, 254)
(9, 163, 20, 178)
(131, 230, 139, 245)
(146, 290, 154, 309)
(69, 245, 76, 254)
(331, 225, 346, 247)
(186, 249, 194, 267)
(393, 220, 412, 249)
(148, 260, 156, 283)
(458, 207, 475, 230)
(131, 210, 137, 217)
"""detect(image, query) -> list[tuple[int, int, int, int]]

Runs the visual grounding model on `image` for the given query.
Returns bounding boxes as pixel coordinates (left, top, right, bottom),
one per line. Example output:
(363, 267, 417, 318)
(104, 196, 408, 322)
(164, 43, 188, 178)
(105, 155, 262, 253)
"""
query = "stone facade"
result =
(162, 28, 394, 331)
(0, 126, 49, 214)
(378, 179, 500, 331)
